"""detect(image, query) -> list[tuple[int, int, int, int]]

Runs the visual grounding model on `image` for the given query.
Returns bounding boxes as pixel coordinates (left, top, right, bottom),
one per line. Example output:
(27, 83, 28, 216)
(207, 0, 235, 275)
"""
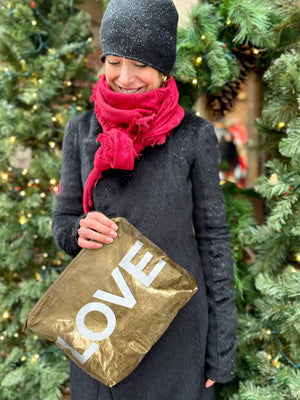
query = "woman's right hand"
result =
(77, 212, 118, 249)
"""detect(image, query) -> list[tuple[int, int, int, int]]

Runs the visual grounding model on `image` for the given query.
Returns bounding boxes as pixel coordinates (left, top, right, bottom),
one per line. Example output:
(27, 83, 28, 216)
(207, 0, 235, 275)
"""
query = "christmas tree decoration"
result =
(173, 0, 298, 115)
(0, 1, 95, 399)
(219, 36, 300, 400)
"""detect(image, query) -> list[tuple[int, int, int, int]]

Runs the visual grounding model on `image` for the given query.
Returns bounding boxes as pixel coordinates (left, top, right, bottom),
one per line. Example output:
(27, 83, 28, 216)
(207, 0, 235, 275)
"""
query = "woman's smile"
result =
(105, 56, 163, 94)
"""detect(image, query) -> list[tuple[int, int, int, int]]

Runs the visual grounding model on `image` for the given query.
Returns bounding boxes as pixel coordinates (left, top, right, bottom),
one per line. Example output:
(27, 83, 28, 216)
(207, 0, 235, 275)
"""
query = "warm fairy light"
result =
(20, 190, 26, 197)
(19, 216, 27, 225)
(192, 78, 198, 85)
(30, 354, 40, 364)
(278, 122, 285, 129)
(31, 20, 37, 26)
(201, 35, 206, 40)
(35, 273, 43, 282)
(48, 141, 56, 148)
(9, 136, 16, 143)
(50, 178, 57, 185)
(196, 112, 201, 117)
(252, 48, 259, 55)
(1, 172, 9, 181)
(40, 192, 46, 198)
(2, 311, 10, 319)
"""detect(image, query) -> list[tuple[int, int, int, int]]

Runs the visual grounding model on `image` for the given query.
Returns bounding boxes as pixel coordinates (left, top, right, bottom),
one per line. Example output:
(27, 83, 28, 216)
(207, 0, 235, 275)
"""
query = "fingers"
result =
(78, 212, 118, 250)
(205, 379, 215, 388)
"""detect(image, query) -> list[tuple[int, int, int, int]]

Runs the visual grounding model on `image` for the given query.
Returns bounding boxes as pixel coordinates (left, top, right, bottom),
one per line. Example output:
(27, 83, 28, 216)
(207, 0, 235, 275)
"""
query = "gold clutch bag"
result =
(24, 217, 198, 387)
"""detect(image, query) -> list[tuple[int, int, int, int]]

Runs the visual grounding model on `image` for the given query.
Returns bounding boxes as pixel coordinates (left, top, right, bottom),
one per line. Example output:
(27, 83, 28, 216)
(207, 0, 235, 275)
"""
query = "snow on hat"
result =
(100, 0, 178, 75)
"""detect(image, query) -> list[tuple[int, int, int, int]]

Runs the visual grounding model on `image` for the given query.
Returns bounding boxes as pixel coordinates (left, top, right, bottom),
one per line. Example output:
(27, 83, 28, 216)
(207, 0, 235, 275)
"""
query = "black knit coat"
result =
(52, 110, 238, 400)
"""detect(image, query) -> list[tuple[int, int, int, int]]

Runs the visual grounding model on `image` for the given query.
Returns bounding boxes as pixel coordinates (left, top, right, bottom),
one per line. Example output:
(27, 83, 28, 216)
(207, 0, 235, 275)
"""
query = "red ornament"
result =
(222, 43, 227, 48)
(30, 2, 35, 8)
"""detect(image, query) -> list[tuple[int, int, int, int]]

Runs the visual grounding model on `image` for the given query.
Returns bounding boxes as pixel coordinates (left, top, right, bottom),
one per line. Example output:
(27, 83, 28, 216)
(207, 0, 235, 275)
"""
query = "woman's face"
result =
(105, 56, 163, 94)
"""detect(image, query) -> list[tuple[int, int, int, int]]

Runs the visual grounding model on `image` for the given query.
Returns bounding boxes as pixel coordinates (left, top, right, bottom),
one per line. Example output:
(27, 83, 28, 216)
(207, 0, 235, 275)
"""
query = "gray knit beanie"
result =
(100, 0, 178, 75)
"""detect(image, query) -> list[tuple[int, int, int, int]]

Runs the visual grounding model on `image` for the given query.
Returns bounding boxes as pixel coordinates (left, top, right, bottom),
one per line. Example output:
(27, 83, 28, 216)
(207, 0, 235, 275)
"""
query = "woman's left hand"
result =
(205, 379, 216, 388)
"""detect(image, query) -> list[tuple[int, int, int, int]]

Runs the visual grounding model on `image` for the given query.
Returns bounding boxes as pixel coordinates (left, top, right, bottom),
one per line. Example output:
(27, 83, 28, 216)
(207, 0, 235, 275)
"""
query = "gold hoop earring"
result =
(162, 74, 168, 83)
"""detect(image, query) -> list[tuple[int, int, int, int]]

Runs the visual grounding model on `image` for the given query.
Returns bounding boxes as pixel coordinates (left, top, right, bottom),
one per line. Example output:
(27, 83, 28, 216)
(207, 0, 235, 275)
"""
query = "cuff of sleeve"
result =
(206, 365, 235, 384)
(68, 214, 87, 257)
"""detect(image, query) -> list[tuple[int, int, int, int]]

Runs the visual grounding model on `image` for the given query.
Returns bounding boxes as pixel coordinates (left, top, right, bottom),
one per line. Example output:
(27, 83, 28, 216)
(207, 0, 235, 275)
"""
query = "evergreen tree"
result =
(0, 1, 95, 399)
(218, 6, 300, 397)
(173, 0, 294, 114)
(226, 48, 300, 400)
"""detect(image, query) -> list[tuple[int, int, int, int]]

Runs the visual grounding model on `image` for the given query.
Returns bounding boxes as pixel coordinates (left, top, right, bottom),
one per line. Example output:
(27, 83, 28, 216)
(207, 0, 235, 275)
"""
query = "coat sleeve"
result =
(52, 117, 86, 257)
(191, 119, 238, 383)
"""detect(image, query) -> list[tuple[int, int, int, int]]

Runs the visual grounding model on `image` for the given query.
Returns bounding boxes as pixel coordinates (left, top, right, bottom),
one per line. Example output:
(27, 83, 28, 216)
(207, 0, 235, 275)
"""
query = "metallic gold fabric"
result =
(25, 217, 198, 387)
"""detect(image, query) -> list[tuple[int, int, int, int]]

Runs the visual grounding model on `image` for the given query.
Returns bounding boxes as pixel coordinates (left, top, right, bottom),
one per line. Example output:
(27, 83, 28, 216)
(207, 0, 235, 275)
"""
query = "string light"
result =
(278, 122, 285, 129)
(19, 216, 27, 225)
(2, 311, 10, 319)
(201, 35, 206, 40)
(1, 172, 9, 181)
(192, 78, 198, 85)
(194, 56, 202, 67)
(31, 20, 37, 26)
(35, 273, 43, 282)
(30, 354, 40, 364)
(48, 141, 56, 148)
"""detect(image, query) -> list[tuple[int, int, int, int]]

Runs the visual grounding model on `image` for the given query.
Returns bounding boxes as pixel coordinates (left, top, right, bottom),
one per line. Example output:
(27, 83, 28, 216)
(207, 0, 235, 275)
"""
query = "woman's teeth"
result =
(118, 87, 142, 94)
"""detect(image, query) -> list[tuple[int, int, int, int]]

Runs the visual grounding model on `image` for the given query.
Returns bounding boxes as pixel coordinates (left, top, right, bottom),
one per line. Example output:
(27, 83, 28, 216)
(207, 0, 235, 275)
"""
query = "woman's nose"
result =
(118, 65, 133, 87)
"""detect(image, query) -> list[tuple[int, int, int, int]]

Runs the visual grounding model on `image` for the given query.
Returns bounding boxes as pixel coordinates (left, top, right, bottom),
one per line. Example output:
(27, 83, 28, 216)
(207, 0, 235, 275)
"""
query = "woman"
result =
(52, 0, 237, 399)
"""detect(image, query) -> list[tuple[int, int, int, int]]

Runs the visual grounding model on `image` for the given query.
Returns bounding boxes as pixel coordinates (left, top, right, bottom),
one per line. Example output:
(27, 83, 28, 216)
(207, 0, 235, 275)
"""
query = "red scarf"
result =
(83, 74, 184, 213)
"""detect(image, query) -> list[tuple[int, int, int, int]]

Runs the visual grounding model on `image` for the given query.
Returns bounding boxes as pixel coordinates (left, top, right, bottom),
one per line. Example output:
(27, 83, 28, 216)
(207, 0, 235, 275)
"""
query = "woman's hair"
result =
(100, 0, 178, 75)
